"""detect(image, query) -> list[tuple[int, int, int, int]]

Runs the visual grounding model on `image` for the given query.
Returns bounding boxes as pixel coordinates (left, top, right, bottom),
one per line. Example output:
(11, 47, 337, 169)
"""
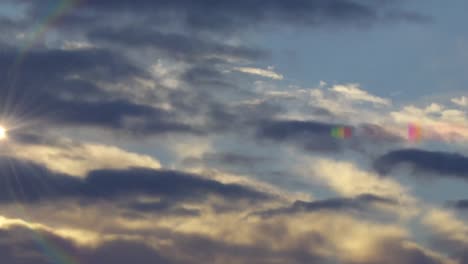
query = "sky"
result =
(0, 0, 467, 263)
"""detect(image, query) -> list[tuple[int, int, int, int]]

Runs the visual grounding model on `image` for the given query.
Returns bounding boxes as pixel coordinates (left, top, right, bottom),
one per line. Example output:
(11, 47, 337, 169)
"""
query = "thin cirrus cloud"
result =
(331, 84, 392, 106)
(233, 67, 284, 80)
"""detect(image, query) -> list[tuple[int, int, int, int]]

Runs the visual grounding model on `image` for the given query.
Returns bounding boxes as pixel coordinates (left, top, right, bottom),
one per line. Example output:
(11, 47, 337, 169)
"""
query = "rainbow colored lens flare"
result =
(331, 126, 352, 139)
(408, 123, 422, 142)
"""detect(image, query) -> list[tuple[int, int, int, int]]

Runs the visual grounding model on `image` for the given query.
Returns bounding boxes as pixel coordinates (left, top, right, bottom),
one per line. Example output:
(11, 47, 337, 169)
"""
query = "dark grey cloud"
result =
(48, 99, 196, 135)
(460, 251, 468, 264)
(256, 119, 345, 152)
(22, 0, 430, 34)
(254, 194, 396, 217)
(0, 46, 133, 103)
(202, 152, 268, 168)
(84, 168, 269, 202)
(374, 149, 468, 179)
(0, 157, 271, 204)
(446, 199, 468, 210)
(0, 47, 141, 84)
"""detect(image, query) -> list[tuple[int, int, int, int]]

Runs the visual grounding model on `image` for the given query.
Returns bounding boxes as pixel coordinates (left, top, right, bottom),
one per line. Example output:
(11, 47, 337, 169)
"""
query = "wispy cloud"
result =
(331, 84, 391, 106)
(233, 67, 284, 80)
(452, 96, 468, 107)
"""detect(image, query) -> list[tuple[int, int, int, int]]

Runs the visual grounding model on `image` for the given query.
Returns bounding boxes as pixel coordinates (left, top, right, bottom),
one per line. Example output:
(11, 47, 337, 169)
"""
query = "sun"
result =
(0, 126, 7, 140)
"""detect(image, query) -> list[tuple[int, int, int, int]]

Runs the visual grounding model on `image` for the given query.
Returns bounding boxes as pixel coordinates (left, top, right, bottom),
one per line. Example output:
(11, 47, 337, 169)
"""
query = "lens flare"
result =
(408, 123, 422, 142)
(0, 126, 7, 140)
(331, 126, 353, 139)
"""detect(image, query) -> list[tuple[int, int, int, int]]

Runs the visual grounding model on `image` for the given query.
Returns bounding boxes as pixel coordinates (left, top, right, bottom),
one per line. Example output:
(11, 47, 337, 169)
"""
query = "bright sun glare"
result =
(0, 126, 7, 140)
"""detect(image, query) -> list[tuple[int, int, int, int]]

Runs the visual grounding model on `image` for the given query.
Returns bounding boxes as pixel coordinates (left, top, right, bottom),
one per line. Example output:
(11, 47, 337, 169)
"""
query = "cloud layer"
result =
(0, 0, 466, 263)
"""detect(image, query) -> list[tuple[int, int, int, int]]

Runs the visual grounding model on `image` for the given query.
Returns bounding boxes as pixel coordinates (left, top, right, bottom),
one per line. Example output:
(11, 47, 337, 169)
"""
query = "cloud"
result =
(199, 152, 268, 169)
(256, 119, 343, 152)
(331, 84, 391, 106)
(0, 1, 457, 264)
(0, 157, 271, 204)
(47, 99, 196, 135)
(0, 169, 453, 264)
(0, 217, 328, 264)
(254, 118, 404, 155)
(422, 209, 468, 262)
(62, 40, 95, 50)
(390, 104, 468, 142)
(233, 67, 284, 80)
(356, 239, 453, 264)
(9, 138, 162, 176)
(302, 157, 417, 216)
(0, 205, 453, 264)
(254, 194, 397, 217)
(19, 0, 430, 35)
(452, 96, 468, 107)
(255, 83, 394, 126)
(374, 149, 468, 179)
(446, 199, 468, 210)
(126, 200, 201, 216)
(0, 224, 174, 264)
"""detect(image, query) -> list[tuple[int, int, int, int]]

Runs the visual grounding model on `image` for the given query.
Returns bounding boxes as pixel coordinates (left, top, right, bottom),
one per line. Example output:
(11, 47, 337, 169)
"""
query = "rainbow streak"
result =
(13, 0, 80, 69)
(14, 206, 81, 264)
(30, 225, 81, 264)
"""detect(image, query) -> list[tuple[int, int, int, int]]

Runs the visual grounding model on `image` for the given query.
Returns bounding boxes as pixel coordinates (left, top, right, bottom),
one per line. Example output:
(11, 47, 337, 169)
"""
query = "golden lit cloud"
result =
(10, 140, 161, 176)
